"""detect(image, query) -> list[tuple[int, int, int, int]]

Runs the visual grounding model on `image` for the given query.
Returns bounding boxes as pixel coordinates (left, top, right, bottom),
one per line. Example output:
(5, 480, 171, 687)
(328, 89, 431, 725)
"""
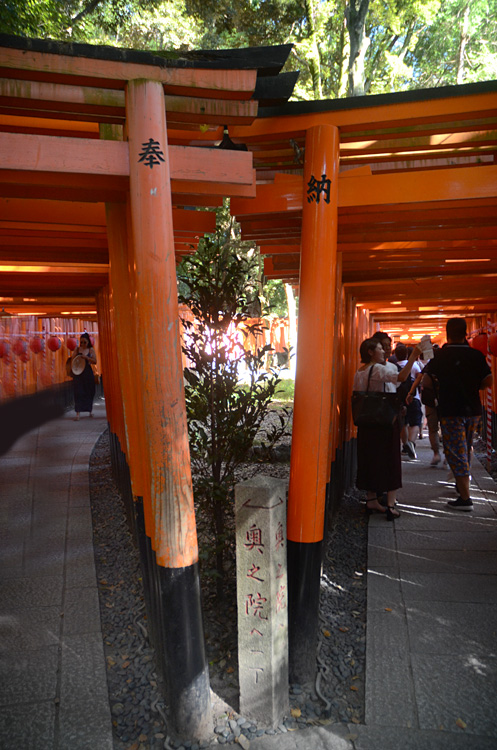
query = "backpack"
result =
(396, 365, 413, 405)
(420, 372, 439, 408)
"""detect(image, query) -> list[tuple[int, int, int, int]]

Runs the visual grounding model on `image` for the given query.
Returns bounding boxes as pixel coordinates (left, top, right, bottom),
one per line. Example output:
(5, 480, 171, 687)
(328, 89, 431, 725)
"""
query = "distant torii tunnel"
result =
(1, 33, 497, 739)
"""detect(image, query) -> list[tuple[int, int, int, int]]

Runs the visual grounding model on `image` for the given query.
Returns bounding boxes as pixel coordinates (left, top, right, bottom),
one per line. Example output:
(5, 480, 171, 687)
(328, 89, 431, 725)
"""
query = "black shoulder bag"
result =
(351, 365, 399, 428)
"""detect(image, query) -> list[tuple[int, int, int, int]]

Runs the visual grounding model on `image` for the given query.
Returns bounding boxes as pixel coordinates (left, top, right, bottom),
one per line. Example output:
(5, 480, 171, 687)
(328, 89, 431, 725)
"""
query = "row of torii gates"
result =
(1, 33, 497, 739)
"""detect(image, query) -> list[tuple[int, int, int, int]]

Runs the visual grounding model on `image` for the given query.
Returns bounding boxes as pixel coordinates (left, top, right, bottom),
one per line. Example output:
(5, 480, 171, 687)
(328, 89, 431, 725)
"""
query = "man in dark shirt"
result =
(424, 318, 492, 511)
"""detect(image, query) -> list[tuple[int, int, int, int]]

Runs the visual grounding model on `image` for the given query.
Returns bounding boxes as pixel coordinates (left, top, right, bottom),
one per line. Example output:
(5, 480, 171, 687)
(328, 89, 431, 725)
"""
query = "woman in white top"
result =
(353, 338, 421, 520)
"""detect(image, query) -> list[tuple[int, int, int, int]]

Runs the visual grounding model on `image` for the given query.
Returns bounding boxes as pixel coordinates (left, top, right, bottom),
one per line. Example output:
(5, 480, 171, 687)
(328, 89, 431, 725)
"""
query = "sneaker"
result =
(446, 497, 473, 511)
(401, 444, 409, 455)
(405, 440, 417, 459)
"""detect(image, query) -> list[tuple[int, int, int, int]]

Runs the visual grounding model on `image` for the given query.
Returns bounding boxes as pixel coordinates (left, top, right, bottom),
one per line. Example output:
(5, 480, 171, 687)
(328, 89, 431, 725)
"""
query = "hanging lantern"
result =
(13, 339, 27, 356)
(489, 333, 497, 357)
(0, 340, 10, 358)
(67, 337, 78, 351)
(47, 336, 61, 352)
(20, 350, 30, 363)
(29, 336, 45, 354)
(472, 334, 487, 355)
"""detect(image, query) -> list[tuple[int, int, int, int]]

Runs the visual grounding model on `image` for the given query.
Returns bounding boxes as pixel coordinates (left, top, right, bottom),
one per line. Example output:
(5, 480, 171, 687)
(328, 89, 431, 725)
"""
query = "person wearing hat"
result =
(71, 332, 97, 421)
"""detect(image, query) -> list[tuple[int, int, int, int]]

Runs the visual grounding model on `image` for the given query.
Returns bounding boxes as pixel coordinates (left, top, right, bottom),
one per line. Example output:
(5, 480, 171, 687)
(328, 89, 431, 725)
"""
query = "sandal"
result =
(386, 505, 401, 521)
(366, 499, 386, 515)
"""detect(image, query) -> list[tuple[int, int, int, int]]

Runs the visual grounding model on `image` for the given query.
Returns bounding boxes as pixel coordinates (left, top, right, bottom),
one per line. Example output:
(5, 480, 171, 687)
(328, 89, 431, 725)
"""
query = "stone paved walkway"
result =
(1, 407, 497, 750)
(0, 401, 111, 750)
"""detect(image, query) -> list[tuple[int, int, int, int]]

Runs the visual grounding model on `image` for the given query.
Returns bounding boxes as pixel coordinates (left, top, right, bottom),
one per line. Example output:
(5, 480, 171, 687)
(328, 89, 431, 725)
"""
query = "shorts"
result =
(440, 416, 481, 477)
(405, 398, 422, 427)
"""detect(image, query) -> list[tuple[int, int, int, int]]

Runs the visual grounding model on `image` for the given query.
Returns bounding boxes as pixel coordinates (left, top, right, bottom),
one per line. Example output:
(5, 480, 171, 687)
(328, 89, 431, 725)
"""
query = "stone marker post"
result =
(235, 475, 289, 727)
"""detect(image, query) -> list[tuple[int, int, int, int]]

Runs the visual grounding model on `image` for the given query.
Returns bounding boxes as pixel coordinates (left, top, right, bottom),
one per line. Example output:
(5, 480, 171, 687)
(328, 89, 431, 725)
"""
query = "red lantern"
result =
(489, 333, 497, 357)
(29, 337, 45, 354)
(0, 340, 9, 358)
(67, 337, 78, 351)
(13, 339, 27, 356)
(20, 350, 30, 363)
(47, 336, 61, 352)
(472, 334, 487, 354)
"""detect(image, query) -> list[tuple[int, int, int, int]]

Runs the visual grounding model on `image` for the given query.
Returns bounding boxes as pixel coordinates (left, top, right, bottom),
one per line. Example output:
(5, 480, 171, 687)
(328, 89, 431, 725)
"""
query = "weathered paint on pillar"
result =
(126, 79, 212, 741)
(287, 124, 339, 544)
(96, 285, 126, 449)
(100, 123, 150, 510)
(286, 124, 339, 683)
(126, 78, 197, 569)
(105, 201, 151, 518)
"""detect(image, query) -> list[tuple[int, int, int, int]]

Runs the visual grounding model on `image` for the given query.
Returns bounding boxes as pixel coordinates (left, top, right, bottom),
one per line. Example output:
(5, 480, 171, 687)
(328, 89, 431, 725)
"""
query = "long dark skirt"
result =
(356, 420, 402, 493)
(73, 363, 96, 413)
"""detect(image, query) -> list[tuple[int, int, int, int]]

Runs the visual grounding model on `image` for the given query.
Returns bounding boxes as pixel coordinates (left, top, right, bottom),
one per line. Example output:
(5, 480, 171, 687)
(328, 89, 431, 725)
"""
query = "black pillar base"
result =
(157, 562, 212, 740)
(287, 539, 323, 684)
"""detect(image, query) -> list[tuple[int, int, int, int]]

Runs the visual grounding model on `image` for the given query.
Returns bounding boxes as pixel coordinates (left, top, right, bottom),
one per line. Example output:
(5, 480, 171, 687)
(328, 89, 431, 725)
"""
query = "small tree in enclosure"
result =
(177, 234, 290, 597)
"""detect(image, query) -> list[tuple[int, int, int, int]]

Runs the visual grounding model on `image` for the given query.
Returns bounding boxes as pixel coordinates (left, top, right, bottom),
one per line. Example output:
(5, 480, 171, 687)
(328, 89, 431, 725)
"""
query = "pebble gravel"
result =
(89, 429, 368, 749)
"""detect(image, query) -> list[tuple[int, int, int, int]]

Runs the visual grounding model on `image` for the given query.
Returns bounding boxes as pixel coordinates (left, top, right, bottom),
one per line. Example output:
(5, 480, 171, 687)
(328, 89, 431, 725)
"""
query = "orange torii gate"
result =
(230, 82, 497, 680)
(1, 31, 497, 736)
(0, 33, 295, 739)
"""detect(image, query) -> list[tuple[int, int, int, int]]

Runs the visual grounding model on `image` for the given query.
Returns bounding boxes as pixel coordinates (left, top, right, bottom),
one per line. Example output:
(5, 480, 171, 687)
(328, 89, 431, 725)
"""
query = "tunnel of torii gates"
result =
(1, 32, 497, 738)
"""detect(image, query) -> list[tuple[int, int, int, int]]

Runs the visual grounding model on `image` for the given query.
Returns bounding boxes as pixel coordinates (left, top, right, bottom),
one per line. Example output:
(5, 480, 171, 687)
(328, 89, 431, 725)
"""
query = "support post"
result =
(287, 124, 339, 683)
(126, 78, 212, 739)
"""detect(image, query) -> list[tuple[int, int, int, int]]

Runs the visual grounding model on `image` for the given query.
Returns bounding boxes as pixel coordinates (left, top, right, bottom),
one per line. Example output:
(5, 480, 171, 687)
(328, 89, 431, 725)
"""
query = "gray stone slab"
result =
(0, 577, 62, 608)
(366, 568, 402, 611)
(406, 602, 497, 656)
(67, 506, 93, 542)
(400, 572, 497, 603)
(393, 509, 497, 530)
(367, 541, 398, 568)
(59, 633, 110, 705)
(395, 530, 497, 551)
(58, 697, 113, 750)
(366, 525, 397, 550)
(398, 548, 497, 575)
(65, 560, 98, 588)
(352, 724, 497, 750)
(365, 648, 417, 728)
(248, 723, 354, 750)
(0, 606, 61, 651)
(0, 540, 24, 578)
(411, 653, 497, 737)
(366, 608, 410, 657)
(0, 646, 58, 705)
(63, 587, 102, 636)
(69, 484, 90, 507)
(0, 701, 56, 750)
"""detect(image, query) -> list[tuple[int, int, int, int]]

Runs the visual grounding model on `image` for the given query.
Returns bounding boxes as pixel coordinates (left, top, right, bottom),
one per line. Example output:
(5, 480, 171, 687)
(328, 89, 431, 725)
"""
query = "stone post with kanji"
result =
(235, 475, 289, 727)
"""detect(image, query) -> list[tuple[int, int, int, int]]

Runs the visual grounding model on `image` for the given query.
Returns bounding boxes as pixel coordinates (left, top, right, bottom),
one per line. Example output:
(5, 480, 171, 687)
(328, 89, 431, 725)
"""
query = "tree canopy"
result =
(1, 1, 496, 98)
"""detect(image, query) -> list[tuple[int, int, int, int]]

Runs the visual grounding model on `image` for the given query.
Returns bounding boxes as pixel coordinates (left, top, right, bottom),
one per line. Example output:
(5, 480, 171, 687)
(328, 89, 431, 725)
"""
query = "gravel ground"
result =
(89, 428, 368, 749)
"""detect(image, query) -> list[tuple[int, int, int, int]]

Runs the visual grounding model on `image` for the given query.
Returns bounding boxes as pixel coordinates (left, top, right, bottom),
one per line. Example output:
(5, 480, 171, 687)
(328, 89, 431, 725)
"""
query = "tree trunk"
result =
(457, 3, 470, 84)
(345, 0, 371, 96)
(304, 0, 323, 98)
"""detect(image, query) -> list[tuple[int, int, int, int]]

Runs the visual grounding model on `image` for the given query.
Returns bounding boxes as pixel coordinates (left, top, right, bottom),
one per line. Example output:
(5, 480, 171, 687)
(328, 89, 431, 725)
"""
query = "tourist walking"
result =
(423, 318, 492, 510)
(71, 332, 97, 421)
(353, 337, 421, 520)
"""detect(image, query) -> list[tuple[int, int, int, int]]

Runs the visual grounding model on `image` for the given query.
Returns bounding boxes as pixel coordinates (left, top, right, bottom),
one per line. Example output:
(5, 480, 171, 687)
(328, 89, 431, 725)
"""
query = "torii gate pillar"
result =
(126, 79, 212, 739)
(287, 124, 339, 682)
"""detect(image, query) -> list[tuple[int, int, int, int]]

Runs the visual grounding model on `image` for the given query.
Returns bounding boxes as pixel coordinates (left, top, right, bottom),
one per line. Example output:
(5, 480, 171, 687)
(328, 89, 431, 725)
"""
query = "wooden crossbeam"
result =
(0, 132, 253, 184)
(0, 46, 257, 100)
(232, 93, 497, 143)
(0, 78, 258, 125)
